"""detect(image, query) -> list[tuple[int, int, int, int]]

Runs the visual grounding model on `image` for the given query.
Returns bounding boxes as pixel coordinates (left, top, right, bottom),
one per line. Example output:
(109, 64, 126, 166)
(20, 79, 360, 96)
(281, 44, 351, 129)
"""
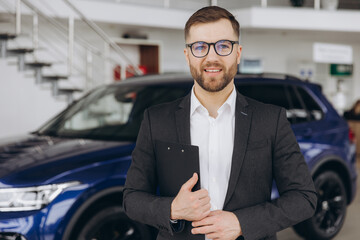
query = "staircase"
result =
(1, 35, 82, 101)
(0, 58, 68, 137)
(0, 0, 142, 138)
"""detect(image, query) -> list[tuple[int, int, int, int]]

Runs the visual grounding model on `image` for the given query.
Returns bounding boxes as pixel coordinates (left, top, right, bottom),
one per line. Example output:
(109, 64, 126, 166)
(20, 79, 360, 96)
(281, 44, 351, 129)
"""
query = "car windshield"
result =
(37, 83, 191, 141)
(37, 85, 143, 141)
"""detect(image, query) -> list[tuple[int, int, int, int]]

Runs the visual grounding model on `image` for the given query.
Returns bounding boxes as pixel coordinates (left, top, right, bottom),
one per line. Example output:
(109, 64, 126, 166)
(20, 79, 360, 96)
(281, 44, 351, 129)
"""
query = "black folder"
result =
(155, 140, 200, 196)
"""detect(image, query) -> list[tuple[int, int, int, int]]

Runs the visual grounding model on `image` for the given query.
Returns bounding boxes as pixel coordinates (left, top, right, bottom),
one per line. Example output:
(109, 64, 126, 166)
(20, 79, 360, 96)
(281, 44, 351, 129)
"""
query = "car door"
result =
(235, 81, 326, 163)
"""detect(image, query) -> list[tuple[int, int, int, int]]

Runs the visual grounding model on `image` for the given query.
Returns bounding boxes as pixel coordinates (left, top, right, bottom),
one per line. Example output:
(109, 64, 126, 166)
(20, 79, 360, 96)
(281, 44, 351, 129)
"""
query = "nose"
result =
(205, 44, 219, 60)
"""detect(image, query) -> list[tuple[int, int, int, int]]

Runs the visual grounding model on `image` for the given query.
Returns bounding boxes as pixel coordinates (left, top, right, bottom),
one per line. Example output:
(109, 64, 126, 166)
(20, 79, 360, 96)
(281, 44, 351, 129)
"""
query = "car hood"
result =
(0, 134, 134, 187)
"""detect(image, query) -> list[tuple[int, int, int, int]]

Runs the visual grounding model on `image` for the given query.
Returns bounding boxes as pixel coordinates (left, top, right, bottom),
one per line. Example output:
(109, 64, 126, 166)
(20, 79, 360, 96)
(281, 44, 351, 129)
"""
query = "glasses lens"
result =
(191, 42, 208, 57)
(215, 40, 233, 56)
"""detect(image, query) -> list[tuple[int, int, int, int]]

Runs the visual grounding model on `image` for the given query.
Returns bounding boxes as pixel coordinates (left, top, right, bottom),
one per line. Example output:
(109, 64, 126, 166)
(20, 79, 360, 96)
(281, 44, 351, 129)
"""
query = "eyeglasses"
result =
(186, 40, 239, 58)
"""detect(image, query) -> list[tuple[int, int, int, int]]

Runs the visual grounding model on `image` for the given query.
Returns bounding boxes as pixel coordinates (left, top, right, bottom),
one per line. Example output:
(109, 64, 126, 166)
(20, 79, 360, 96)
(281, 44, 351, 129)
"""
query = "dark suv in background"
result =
(0, 73, 357, 240)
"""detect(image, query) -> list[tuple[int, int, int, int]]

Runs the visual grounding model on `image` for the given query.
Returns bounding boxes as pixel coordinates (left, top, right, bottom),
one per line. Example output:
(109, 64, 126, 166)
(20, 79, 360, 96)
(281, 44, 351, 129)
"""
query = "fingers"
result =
(181, 172, 198, 191)
(191, 225, 214, 235)
(171, 173, 210, 221)
(192, 214, 213, 227)
(197, 196, 211, 216)
(193, 210, 220, 226)
(192, 227, 220, 240)
(197, 203, 211, 220)
(195, 188, 209, 198)
(188, 197, 211, 221)
(192, 211, 242, 239)
(198, 195, 211, 206)
(208, 210, 221, 216)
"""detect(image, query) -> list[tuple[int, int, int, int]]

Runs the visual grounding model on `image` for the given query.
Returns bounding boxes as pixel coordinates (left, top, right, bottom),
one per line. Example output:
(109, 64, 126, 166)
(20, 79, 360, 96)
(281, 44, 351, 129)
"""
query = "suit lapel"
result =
(175, 93, 191, 145)
(224, 92, 252, 207)
(175, 91, 252, 207)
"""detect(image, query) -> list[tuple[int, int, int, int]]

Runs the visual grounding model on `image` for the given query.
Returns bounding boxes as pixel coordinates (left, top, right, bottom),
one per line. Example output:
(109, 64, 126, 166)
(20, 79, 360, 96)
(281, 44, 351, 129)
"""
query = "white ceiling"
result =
(88, 0, 294, 11)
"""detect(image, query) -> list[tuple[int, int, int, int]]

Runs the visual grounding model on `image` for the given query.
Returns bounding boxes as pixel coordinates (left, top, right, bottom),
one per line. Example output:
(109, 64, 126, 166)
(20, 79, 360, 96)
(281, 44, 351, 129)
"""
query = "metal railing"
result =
(2, 0, 143, 92)
(63, 0, 142, 76)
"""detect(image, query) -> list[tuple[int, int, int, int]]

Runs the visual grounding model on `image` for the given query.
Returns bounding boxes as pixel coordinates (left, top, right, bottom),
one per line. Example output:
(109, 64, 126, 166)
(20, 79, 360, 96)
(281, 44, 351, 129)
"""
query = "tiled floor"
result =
(278, 159, 360, 240)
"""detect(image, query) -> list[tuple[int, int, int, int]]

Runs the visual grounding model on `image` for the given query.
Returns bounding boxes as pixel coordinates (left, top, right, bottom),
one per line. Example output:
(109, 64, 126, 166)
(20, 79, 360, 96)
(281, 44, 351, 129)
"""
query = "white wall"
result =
(0, 59, 67, 138)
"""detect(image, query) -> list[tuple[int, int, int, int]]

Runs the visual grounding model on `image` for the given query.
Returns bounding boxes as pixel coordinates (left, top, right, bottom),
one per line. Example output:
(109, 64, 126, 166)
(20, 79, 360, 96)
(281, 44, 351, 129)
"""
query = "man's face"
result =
(184, 19, 242, 92)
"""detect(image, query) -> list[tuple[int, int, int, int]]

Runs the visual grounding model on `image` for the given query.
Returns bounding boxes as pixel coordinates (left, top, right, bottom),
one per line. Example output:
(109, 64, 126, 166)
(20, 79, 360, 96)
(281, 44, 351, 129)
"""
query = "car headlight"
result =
(0, 181, 80, 212)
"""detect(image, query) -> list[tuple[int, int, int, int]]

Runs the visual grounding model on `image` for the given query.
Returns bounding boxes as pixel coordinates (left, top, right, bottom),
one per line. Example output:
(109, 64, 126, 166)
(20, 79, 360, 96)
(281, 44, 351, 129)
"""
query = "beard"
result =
(190, 61, 238, 92)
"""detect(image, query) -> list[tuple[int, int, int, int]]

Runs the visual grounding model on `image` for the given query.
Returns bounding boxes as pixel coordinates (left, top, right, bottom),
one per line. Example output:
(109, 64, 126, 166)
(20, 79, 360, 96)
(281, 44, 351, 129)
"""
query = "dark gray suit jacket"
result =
(123, 90, 317, 240)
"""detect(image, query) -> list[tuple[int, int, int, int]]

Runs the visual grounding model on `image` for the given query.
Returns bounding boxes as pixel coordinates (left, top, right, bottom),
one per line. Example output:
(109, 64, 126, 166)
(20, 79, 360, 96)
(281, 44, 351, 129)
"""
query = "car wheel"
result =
(293, 171, 347, 240)
(77, 206, 152, 240)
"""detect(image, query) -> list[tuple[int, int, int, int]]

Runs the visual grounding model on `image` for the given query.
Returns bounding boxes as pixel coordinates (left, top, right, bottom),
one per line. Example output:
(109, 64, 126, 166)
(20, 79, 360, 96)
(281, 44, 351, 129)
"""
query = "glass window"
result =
(287, 86, 309, 124)
(235, 83, 291, 109)
(235, 82, 323, 124)
(39, 84, 191, 141)
(296, 87, 323, 122)
(63, 89, 135, 131)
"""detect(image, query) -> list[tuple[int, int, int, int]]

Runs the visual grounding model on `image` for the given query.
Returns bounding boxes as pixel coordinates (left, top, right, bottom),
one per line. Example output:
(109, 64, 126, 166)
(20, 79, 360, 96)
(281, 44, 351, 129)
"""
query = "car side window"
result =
(236, 83, 291, 110)
(126, 85, 191, 138)
(235, 82, 323, 124)
(235, 83, 298, 123)
(286, 86, 311, 124)
(131, 85, 191, 119)
(295, 86, 323, 122)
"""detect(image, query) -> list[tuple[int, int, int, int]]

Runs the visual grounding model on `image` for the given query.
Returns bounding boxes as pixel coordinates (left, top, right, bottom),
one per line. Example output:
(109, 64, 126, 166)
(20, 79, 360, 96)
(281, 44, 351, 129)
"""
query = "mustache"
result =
(201, 62, 224, 69)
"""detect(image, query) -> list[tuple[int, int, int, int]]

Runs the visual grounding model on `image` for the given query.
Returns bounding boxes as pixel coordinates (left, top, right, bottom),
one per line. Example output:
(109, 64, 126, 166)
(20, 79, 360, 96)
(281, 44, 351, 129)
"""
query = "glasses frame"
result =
(186, 39, 239, 58)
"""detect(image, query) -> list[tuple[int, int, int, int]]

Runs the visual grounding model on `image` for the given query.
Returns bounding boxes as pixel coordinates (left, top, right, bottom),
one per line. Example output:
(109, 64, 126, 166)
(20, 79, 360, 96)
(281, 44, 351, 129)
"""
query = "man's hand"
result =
(171, 173, 211, 221)
(191, 210, 242, 240)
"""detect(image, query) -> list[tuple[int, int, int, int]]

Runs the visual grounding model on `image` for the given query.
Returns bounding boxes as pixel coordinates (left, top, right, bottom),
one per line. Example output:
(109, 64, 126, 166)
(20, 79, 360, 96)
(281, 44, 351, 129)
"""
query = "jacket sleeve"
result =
(234, 108, 317, 240)
(123, 109, 179, 235)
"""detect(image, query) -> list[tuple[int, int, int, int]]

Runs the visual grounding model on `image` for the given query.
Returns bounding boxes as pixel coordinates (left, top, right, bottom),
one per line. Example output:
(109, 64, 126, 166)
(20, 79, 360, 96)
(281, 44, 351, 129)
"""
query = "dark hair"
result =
(185, 6, 240, 41)
(351, 100, 360, 114)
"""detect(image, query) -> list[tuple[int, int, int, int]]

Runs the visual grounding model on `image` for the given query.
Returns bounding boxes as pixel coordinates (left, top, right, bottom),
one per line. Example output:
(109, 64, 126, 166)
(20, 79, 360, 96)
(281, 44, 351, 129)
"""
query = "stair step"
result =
(7, 48, 35, 71)
(7, 48, 35, 55)
(25, 61, 52, 68)
(57, 88, 83, 104)
(58, 88, 83, 93)
(0, 33, 17, 40)
(42, 75, 68, 81)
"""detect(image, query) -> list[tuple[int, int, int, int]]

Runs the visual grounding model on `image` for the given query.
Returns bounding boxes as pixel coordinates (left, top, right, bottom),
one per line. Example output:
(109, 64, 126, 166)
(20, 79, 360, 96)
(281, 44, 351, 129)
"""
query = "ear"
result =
(236, 44, 242, 65)
(184, 48, 190, 66)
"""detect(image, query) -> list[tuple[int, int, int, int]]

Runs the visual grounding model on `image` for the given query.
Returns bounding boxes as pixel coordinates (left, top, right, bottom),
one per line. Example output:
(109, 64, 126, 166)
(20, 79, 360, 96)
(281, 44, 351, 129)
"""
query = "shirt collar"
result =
(190, 85, 237, 117)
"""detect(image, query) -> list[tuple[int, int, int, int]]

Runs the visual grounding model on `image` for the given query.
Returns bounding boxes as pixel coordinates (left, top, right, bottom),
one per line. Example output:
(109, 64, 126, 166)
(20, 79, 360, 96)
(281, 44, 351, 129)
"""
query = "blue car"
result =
(0, 73, 357, 240)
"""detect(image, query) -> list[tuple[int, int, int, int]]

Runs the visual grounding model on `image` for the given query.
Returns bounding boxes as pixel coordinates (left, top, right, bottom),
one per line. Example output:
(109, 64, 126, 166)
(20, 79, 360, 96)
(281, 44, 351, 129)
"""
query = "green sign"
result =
(330, 64, 353, 76)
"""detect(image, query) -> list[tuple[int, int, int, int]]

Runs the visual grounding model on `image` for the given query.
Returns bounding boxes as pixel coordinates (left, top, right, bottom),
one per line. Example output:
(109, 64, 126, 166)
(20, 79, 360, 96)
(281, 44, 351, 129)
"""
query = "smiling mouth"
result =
(204, 69, 222, 73)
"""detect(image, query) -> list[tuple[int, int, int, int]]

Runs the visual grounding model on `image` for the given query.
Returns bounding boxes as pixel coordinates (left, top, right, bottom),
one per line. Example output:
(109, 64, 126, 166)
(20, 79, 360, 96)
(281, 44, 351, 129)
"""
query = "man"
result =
(123, 6, 317, 240)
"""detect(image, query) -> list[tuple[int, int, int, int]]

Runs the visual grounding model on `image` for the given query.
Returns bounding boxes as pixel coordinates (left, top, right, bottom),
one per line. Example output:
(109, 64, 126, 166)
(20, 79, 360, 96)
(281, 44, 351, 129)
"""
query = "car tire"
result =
(77, 205, 153, 240)
(293, 171, 347, 240)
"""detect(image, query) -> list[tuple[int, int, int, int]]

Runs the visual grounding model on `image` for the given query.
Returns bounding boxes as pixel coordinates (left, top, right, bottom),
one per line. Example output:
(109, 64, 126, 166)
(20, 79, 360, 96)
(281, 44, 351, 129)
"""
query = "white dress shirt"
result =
(190, 86, 236, 212)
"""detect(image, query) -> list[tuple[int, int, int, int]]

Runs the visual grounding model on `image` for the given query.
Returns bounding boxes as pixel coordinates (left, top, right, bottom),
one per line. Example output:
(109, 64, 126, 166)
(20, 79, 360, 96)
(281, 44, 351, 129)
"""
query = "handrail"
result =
(20, 0, 102, 57)
(63, 0, 143, 75)
(15, 0, 140, 83)
(15, 0, 21, 34)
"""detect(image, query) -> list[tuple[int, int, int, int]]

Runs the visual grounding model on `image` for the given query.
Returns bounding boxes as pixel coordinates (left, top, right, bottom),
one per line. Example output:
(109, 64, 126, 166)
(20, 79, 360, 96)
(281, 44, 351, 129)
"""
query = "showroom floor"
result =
(278, 158, 360, 240)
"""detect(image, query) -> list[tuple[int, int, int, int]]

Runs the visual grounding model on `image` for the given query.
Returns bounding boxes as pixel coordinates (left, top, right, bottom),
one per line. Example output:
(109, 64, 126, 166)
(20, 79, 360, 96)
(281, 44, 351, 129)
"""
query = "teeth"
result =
(205, 69, 220, 72)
